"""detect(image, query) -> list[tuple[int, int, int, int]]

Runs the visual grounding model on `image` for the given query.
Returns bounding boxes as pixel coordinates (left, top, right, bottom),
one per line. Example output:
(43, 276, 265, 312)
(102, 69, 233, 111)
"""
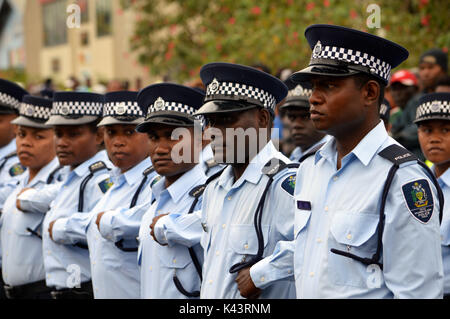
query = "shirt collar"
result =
(26, 157, 60, 187)
(438, 167, 450, 188)
(154, 163, 206, 204)
(315, 121, 388, 167)
(218, 140, 280, 188)
(0, 138, 16, 159)
(72, 150, 110, 177)
(122, 157, 152, 186)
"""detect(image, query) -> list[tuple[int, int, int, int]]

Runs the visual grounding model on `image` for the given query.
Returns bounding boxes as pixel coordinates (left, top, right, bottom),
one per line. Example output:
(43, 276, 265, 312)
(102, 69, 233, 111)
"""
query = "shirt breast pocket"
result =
(328, 211, 380, 288)
(157, 245, 192, 269)
(228, 224, 270, 258)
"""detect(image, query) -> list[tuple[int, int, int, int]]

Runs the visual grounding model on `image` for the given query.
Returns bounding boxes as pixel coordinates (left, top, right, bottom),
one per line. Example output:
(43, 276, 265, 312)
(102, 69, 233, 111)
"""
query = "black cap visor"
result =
(195, 100, 260, 116)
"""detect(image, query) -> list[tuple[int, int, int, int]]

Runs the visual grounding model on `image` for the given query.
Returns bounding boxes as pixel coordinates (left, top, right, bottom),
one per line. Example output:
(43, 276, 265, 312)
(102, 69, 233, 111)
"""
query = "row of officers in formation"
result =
(0, 24, 449, 299)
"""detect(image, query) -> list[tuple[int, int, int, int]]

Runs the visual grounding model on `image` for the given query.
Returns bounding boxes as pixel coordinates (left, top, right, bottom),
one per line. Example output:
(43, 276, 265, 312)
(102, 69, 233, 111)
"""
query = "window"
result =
(42, 0, 67, 47)
(96, 0, 112, 37)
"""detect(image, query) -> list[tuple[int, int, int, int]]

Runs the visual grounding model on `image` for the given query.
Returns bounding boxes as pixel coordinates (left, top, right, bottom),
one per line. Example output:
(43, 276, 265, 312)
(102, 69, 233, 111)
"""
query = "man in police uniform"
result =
(291, 24, 443, 298)
(281, 78, 329, 162)
(152, 63, 298, 299)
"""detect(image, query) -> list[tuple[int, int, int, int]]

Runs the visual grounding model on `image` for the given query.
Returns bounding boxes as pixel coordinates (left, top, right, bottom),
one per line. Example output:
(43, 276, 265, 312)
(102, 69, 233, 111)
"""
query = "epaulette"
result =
(89, 161, 109, 174)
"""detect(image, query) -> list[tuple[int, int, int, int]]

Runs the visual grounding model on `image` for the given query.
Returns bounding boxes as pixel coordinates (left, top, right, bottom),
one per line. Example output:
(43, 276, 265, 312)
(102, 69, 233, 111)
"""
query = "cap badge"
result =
(430, 101, 441, 112)
(209, 78, 219, 94)
(313, 41, 322, 56)
(25, 105, 34, 116)
(60, 104, 70, 116)
(154, 97, 165, 111)
(115, 102, 127, 115)
(293, 85, 304, 96)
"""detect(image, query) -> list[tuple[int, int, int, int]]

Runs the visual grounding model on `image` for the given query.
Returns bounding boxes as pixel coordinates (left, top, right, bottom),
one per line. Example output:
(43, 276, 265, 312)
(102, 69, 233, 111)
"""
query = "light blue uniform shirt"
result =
(0, 139, 25, 209)
(138, 163, 206, 299)
(289, 135, 331, 162)
(293, 121, 443, 298)
(83, 158, 155, 299)
(1, 157, 60, 286)
(437, 167, 450, 295)
(200, 143, 224, 177)
(199, 141, 297, 299)
(19, 150, 112, 289)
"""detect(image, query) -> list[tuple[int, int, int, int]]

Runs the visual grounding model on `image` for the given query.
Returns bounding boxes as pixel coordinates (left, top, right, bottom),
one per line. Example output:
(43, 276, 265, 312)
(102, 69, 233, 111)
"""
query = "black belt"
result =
(4, 280, 51, 299)
(50, 280, 93, 299)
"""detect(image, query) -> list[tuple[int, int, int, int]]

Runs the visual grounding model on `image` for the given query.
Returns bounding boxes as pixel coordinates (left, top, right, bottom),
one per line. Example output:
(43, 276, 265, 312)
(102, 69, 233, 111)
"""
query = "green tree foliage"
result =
(123, 0, 450, 82)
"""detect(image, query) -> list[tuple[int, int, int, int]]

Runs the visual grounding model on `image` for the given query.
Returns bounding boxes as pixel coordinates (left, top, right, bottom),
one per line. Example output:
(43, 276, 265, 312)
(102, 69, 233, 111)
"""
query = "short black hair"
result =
(435, 75, 450, 88)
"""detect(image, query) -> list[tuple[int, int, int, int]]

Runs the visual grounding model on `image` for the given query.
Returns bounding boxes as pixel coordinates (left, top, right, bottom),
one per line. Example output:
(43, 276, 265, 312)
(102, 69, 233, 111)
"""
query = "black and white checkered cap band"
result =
(311, 41, 392, 82)
(104, 101, 143, 117)
(287, 85, 312, 98)
(148, 98, 197, 116)
(19, 102, 52, 120)
(51, 101, 103, 116)
(0, 92, 20, 110)
(416, 100, 450, 119)
(206, 79, 277, 110)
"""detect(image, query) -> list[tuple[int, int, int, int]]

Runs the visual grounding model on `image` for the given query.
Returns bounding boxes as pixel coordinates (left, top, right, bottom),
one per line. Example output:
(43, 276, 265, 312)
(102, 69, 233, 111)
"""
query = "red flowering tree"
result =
(123, 0, 449, 82)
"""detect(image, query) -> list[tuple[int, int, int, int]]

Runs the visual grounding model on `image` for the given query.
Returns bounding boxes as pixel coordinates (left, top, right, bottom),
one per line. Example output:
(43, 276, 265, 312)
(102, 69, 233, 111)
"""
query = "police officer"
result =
(0, 79, 28, 207)
(88, 91, 157, 298)
(281, 78, 330, 162)
(16, 92, 113, 299)
(291, 24, 443, 298)
(1, 94, 62, 299)
(153, 63, 298, 299)
(136, 83, 207, 299)
(0, 79, 28, 299)
(414, 92, 450, 298)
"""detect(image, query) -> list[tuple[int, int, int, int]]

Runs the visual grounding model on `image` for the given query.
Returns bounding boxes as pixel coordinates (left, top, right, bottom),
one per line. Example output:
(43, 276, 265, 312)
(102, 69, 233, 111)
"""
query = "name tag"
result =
(297, 200, 311, 211)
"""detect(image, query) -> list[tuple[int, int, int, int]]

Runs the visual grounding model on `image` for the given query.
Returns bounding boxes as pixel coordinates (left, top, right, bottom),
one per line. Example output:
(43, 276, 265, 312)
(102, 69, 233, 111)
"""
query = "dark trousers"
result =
(50, 281, 94, 299)
(4, 280, 52, 299)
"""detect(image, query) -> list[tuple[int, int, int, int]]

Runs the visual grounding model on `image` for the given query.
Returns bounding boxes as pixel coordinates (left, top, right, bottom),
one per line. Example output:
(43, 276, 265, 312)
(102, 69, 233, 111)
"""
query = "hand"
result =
(16, 187, 32, 212)
(96, 212, 105, 231)
(235, 267, 261, 299)
(150, 213, 169, 245)
(48, 220, 56, 241)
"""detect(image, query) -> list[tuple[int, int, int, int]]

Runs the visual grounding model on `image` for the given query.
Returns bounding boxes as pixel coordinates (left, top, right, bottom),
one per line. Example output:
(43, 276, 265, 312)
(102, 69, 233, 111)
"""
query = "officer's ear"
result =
(257, 107, 272, 129)
(95, 126, 105, 149)
(361, 79, 380, 109)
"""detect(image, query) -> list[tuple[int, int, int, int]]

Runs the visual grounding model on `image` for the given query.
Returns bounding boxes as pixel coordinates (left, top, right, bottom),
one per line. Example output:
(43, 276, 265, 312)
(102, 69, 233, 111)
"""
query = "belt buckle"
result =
(50, 290, 64, 299)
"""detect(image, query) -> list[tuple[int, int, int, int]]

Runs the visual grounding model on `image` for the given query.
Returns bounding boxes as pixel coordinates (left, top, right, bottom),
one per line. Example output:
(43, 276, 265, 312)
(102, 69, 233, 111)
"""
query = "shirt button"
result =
(222, 224, 226, 229)
(288, 270, 292, 274)
(324, 206, 329, 212)
(149, 266, 152, 271)
(333, 176, 338, 181)
(309, 272, 315, 277)
(346, 234, 352, 240)
(173, 259, 176, 264)
(227, 196, 232, 201)
(216, 251, 220, 256)
(209, 280, 213, 284)
(260, 276, 265, 282)
(244, 244, 249, 250)
(316, 238, 322, 243)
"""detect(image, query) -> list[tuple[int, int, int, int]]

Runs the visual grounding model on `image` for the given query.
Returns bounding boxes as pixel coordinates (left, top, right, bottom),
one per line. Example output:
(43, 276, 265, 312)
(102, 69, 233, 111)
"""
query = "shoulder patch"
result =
(98, 178, 114, 193)
(9, 163, 25, 177)
(281, 174, 296, 196)
(150, 175, 161, 188)
(401, 179, 434, 224)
